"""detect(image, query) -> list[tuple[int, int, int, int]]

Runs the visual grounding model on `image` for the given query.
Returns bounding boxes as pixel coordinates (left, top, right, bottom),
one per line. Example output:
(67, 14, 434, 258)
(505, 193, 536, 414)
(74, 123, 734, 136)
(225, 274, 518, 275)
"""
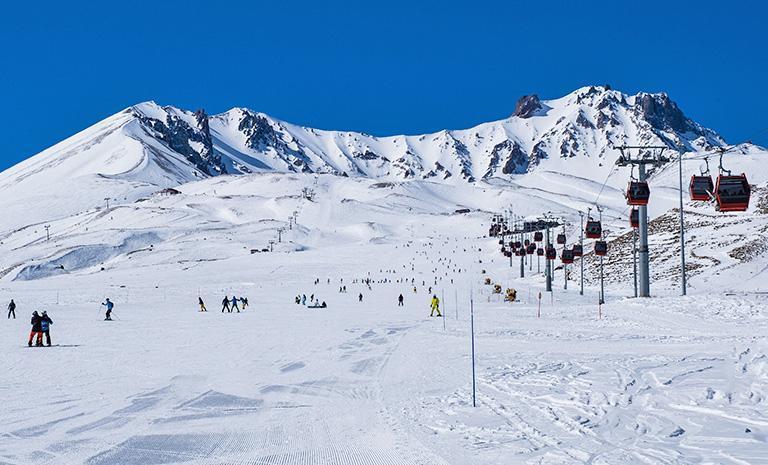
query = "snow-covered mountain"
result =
(209, 85, 725, 181)
(0, 84, 760, 238)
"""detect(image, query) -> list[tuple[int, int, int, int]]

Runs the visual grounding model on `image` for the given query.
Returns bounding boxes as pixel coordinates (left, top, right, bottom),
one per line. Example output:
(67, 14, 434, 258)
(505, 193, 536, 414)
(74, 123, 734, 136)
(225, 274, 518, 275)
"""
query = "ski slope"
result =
(0, 171, 767, 464)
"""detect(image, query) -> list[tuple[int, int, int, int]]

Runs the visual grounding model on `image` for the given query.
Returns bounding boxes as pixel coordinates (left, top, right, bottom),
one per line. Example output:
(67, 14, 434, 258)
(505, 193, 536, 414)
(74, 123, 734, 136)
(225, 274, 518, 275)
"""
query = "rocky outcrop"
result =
(513, 94, 542, 118)
(135, 105, 224, 176)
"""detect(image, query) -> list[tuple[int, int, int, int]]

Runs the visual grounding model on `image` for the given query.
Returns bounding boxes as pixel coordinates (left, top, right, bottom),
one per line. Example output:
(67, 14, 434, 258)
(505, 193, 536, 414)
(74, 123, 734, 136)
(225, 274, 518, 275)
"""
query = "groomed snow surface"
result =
(1, 174, 767, 464)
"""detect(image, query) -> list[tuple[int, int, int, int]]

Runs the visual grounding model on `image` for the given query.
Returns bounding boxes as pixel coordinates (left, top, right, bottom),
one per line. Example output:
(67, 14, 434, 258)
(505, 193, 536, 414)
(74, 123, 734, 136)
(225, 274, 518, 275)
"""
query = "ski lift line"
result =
(592, 165, 619, 206)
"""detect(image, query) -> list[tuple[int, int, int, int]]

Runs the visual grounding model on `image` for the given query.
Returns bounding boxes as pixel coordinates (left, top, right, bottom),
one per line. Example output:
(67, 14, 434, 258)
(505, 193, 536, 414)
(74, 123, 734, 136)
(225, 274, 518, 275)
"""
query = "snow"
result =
(1, 85, 768, 463)
(0, 170, 767, 464)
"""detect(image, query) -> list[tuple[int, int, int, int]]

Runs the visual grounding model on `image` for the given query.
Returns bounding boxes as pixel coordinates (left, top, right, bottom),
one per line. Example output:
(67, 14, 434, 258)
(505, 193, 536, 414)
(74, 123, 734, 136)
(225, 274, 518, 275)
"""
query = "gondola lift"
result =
(689, 157, 714, 201)
(714, 151, 750, 212)
(585, 219, 602, 239)
(594, 240, 608, 256)
(572, 244, 583, 257)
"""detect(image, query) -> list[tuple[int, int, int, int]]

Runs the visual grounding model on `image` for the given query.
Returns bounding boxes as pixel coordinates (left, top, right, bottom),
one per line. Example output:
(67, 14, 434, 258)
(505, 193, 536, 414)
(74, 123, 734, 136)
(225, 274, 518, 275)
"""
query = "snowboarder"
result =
(199, 297, 207, 312)
(102, 298, 114, 320)
(358, 293, 363, 302)
(398, 294, 404, 306)
(222, 296, 230, 313)
(430, 295, 441, 317)
(28, 311, 43, 346)
(40, 311, 53, 346)
(231, 296, 240, 313)
(7, 299, 16, 319)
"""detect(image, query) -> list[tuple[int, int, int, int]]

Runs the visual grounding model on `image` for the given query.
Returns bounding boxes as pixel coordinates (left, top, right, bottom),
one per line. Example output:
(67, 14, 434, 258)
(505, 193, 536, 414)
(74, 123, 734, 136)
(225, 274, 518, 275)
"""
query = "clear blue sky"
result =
(1, 0, 765, 171)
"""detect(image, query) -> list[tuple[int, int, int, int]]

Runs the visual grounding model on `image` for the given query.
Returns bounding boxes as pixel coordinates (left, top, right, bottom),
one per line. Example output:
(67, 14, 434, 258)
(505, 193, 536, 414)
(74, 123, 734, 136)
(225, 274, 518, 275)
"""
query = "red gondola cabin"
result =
(715, 174, 750, 212)
(626, 181, 650, 206)
(689, 175, 714, 201)
(594, 240, 608, 256)
(572, 244, 583, 257)
(585, 220, 602, 239)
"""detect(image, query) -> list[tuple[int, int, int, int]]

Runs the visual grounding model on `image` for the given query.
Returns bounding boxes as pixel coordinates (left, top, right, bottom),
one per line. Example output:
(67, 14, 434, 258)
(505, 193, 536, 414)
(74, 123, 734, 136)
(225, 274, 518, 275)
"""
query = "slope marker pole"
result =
(470, 290, 476, 408)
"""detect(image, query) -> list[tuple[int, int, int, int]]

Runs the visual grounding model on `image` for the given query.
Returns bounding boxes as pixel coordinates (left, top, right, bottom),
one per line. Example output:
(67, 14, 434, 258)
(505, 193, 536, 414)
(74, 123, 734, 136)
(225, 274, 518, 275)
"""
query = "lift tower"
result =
(615, 146, 670, 297)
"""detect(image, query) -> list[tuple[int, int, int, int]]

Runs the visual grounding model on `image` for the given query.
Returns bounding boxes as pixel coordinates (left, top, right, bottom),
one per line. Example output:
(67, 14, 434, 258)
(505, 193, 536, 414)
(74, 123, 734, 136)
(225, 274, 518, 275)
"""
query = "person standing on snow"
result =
(429, 295, 441, 317)
(398, 294, 404, 306)
(241, 297, 248, 309)
(222, 296, 230, 313)
(28, 311, 43, 346)
(7, 299, 16, 319)
(231, 296, 240, 313)
(199, 297, 207, 312)
(102, 298, 114, 321)
(358, 293, 363, 303)
(40, 311, 53, 346)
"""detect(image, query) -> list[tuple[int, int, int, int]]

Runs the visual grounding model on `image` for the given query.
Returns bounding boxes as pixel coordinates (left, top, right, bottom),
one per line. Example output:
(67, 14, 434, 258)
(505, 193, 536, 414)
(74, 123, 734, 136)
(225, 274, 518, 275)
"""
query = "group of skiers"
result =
(8, 297, 115, 347)
(209, 295, 248, 313)
(295, 294, 327, 308)
(28, 310, 53, 346)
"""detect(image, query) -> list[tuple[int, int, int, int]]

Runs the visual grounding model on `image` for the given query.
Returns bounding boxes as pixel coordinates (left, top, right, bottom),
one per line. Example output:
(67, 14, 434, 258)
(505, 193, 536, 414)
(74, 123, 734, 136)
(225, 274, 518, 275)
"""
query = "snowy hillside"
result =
(0, 86, 739, 232)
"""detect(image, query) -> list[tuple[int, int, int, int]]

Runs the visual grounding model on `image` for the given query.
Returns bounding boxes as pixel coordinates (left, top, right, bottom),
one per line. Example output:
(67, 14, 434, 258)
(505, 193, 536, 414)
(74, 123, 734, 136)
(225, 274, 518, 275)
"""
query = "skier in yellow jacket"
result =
(430, 295, 441, 317)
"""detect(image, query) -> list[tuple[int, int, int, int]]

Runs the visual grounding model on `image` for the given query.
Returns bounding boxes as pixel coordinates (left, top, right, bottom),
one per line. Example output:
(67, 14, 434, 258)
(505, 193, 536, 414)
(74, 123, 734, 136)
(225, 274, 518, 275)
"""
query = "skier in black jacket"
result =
(28, 311, 43, 347)
(222, 296, 230, 313)
(40, 311, 53, 346)
(7, 299, 15, 319)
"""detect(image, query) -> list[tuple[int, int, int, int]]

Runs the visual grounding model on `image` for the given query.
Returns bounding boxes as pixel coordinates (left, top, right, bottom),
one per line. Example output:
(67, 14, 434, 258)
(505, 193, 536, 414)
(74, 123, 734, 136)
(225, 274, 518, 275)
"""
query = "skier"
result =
(7, 299, 16, 319)
(358, 293, 363, 302)
(242, 297, 249, 309)
(40, 311, 53, 346)
(28, 311, 43, 347)
(222, 296, 230, 313)
(429, 295, 441, 317)
(102, 298, 114, 321)
(398, 294, 404, 306)
(231, 296, 240, 313)
(199, 297, 207, 312)
(301, 294, 307, 305)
